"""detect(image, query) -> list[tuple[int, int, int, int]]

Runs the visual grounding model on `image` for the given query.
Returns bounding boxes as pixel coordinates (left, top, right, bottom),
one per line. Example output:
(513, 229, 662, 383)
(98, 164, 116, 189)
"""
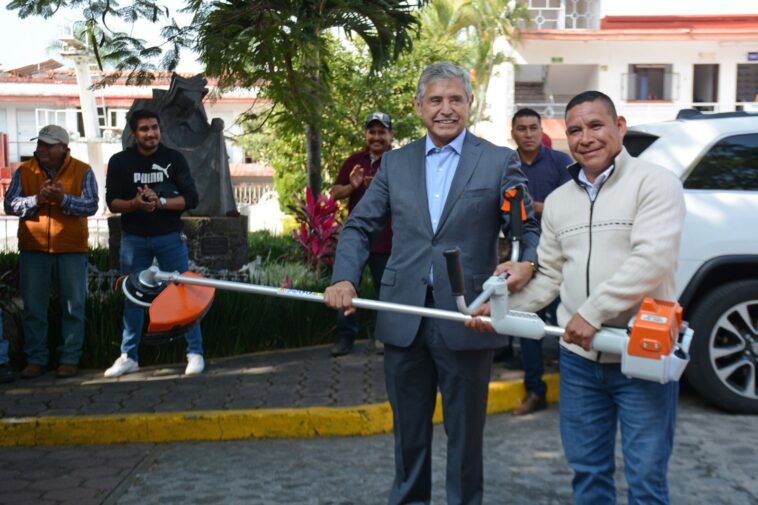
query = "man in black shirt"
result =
(104, 110, 204, 377)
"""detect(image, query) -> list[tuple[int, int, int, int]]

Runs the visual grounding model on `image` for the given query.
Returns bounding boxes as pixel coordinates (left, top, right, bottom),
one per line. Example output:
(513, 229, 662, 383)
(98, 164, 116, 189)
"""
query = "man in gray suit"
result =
(324, 62, 540, 505)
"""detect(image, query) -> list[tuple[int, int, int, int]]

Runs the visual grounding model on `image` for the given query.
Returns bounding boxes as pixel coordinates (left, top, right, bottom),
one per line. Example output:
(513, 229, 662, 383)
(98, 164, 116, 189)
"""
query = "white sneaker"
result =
(104, 353, 139, 378)
(185, 353, 205, 375)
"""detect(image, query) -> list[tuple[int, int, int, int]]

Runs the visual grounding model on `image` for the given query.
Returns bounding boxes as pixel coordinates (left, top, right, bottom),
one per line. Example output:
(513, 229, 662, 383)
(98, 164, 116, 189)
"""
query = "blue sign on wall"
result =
(749, 52, 758, 61)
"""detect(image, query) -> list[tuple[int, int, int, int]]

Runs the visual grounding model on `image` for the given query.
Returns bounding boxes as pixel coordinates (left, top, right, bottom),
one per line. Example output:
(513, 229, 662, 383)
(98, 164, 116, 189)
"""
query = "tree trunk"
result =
(305, 123, 322, 197)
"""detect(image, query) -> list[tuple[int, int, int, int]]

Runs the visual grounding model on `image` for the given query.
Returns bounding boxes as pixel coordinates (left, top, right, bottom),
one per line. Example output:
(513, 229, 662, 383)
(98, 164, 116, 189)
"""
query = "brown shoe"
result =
(20, 364, 46, 379)
(56, 363, 78, 378)
(512, 393, 547, 416)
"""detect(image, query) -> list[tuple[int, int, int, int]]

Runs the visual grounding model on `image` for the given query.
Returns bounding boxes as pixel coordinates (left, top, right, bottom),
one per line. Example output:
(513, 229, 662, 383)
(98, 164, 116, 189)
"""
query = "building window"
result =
(626, 64, 675, 101)
(36, 109, 67, 130)
(736, 63, 758, 106)
(109, 109, 128, 129)
(684, 134, 758, 191)
(16, 110, 37, 140)
(526, 0, 600, 29)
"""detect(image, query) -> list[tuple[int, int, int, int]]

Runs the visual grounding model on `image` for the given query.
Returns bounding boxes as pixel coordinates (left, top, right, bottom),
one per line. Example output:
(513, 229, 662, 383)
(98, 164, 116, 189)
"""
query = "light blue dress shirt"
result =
(424, 129, 467, 282)
(425, 129, 467, 232)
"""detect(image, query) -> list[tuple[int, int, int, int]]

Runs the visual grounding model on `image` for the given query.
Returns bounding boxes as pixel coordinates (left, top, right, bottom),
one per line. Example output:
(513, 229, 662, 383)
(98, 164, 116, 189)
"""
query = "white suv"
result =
(624, 110, 758, 414)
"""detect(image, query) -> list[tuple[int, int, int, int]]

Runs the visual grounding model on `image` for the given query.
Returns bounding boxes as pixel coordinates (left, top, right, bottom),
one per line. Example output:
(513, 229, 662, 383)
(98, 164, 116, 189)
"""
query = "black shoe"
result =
(512, 393, 547, 416)
(330, 339, 354, 357)
(0, 364, 13, 384)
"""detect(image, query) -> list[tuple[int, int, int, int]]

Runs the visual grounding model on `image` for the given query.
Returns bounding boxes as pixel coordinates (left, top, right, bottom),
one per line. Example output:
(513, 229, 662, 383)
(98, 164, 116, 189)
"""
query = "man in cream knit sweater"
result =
(469, 90, 686, 505)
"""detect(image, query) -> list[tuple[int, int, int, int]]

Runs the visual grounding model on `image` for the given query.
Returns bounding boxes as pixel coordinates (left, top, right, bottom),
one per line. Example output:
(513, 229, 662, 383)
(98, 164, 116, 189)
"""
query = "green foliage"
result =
(247, 230, 299, 263)
(197, 1, 424, 124)
(425, 0, 530, 124)
(197, 0, 427, 196)
(8, 0, 188, 85)
(244, 28, 471, 210)
(0, 245, 381, 369)
(8, 1, 429, 195)
(289, 187, 341, 279)
(87, 247, 110, 271)
(0, 252, 19, 292)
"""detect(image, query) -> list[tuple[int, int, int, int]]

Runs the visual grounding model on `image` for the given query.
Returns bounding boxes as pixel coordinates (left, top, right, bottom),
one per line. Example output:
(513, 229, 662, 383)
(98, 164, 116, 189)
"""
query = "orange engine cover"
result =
(147, 272, 216, 334)
(627, 298, 683, 359)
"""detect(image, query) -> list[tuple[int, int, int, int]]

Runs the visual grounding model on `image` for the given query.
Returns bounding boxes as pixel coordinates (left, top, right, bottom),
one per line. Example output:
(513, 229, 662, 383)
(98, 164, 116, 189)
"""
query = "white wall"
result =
(546, 65, 598, 97)
(515, 65, 543, 82)
(601, 0, 758, 16)
(507, 37, 758, 125)
(0, 99, 254, 165)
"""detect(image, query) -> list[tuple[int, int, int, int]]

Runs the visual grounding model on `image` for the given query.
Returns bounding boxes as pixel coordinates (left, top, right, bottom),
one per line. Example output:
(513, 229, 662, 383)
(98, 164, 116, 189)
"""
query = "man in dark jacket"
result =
(330, 112, 394, 356)
(104, 110, 203, 377)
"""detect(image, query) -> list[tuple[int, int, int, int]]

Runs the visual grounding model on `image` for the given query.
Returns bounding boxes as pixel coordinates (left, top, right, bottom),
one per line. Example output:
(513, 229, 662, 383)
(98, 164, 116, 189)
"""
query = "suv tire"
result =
(686, 280, 758, 414)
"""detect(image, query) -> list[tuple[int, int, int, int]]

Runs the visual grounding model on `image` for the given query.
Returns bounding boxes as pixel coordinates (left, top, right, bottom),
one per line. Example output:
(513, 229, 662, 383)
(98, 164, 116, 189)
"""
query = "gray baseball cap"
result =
(365, 112, 392, 130)
(31, 125, 69, 145)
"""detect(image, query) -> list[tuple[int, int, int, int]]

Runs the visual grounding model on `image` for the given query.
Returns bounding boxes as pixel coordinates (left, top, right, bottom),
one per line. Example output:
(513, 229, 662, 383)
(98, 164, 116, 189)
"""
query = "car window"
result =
(684, 133, 758, 190)
(623, 132, 659, 157)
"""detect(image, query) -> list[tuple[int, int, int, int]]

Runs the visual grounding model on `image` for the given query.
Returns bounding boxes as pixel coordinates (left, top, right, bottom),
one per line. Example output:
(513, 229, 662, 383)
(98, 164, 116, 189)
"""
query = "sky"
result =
(0, 2, 201, 72)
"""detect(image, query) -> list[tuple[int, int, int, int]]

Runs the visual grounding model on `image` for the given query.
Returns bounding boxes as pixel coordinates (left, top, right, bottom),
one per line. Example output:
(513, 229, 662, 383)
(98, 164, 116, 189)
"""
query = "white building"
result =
(0, 60, 277, 240)
(479, 0, 758, 148)
(0, 60, 259, 168)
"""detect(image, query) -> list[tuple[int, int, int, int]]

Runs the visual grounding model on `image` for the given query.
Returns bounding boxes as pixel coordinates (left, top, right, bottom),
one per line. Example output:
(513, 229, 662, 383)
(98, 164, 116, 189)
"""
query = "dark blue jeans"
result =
(120, 231, 203, 360)
(0, 311, 8, 365)
(559, 347, 678, 505)
(519, 299, 558, 397)
(335, 252, 389, 344)
(20, 251, 88, 365)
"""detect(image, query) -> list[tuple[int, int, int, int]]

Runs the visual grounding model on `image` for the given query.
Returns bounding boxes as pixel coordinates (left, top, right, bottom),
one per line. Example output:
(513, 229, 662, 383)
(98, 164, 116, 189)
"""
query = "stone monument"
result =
(108, 73, 249, 270)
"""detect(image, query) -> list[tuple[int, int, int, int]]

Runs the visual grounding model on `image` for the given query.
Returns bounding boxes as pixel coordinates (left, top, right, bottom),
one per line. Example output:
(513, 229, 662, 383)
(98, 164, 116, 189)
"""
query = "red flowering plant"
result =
(288, 187, 341, 280)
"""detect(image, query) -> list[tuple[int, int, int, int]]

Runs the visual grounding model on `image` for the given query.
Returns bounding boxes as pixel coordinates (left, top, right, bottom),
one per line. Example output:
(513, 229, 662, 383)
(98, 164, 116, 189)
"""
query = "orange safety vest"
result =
(17, 153, 90, 253)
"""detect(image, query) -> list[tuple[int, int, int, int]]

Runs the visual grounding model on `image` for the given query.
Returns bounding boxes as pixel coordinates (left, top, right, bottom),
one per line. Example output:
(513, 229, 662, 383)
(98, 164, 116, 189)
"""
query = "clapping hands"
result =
(38, 181, 64, 205)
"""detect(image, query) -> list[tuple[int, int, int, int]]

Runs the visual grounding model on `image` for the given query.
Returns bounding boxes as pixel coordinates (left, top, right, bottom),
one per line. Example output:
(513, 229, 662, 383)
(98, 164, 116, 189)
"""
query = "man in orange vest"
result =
(4, 125, 99, 379)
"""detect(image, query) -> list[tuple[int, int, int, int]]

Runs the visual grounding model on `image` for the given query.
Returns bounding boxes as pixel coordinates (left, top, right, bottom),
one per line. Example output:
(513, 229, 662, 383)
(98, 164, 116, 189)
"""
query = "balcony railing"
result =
(526, 0, 601, 30)
(513, 101, 758, 123)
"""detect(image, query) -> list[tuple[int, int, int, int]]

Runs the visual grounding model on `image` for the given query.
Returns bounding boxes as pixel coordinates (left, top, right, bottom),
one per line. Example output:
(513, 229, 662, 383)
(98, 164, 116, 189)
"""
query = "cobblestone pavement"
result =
(0, 343, 389, 418)
(3, 390, 753, 505)
(106, 392, 758, 505)
(0, 444, 153, 505)
(0, 341, 539, 418)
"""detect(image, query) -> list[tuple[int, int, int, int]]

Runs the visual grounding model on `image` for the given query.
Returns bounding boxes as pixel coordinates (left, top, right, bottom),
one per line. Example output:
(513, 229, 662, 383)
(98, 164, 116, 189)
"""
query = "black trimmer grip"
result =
(443, 248, 466, 296)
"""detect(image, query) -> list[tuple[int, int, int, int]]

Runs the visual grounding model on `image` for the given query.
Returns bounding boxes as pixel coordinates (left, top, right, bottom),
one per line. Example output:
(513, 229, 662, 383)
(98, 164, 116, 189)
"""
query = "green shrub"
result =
(0, 252, 19, 294)
(0, 247, 380, 369)
(247, 230, 299, 263)
(88, 247, 111, 271)
(0, 251, 19, 273)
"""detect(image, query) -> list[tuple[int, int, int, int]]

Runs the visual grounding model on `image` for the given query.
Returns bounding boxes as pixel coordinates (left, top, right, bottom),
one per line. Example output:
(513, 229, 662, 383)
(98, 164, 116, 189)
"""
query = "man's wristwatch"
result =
(529, 261, 539, 274)
(159, 197, 167, 208)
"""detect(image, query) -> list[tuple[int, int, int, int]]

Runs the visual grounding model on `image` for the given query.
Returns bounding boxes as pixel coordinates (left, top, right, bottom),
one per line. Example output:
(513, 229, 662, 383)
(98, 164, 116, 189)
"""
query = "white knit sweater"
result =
(510, 147, 686, 362)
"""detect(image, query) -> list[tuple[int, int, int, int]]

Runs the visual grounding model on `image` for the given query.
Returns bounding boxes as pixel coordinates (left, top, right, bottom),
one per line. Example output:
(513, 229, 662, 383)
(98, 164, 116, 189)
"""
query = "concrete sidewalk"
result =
(0, 341, 558, 447)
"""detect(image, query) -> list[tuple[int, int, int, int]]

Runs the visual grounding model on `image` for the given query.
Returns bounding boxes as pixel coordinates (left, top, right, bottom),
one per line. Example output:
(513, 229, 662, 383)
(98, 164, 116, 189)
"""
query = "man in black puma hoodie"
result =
(104, 109, 204, 378)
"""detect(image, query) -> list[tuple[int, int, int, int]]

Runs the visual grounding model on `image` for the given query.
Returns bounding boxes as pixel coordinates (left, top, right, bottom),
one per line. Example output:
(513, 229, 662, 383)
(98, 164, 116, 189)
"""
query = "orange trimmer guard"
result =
(146, 272, 215, 341)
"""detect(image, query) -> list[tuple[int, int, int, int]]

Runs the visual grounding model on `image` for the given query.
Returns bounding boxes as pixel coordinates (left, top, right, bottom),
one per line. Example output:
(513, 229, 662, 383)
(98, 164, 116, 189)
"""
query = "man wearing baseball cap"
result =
(330, 112, 394, 356)
(4, 124, 99, 379)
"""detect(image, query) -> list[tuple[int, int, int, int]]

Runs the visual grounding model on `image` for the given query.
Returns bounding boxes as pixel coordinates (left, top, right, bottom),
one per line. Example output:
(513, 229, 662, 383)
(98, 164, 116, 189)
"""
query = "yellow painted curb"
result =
(1, 373, 558, 447)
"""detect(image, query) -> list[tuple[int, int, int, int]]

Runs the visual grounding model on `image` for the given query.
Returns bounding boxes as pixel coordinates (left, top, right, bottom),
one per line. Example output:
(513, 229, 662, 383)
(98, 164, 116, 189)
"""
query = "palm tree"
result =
(420, 0, 529, 126)
(455, 0, 529, 125)
(8, 0, 426, 197)
(195, 0, 427, 196)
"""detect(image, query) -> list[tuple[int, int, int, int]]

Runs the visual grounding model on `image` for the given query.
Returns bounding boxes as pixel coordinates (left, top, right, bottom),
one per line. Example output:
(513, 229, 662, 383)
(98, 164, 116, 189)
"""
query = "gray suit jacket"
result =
(331, 131, 539, 350)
